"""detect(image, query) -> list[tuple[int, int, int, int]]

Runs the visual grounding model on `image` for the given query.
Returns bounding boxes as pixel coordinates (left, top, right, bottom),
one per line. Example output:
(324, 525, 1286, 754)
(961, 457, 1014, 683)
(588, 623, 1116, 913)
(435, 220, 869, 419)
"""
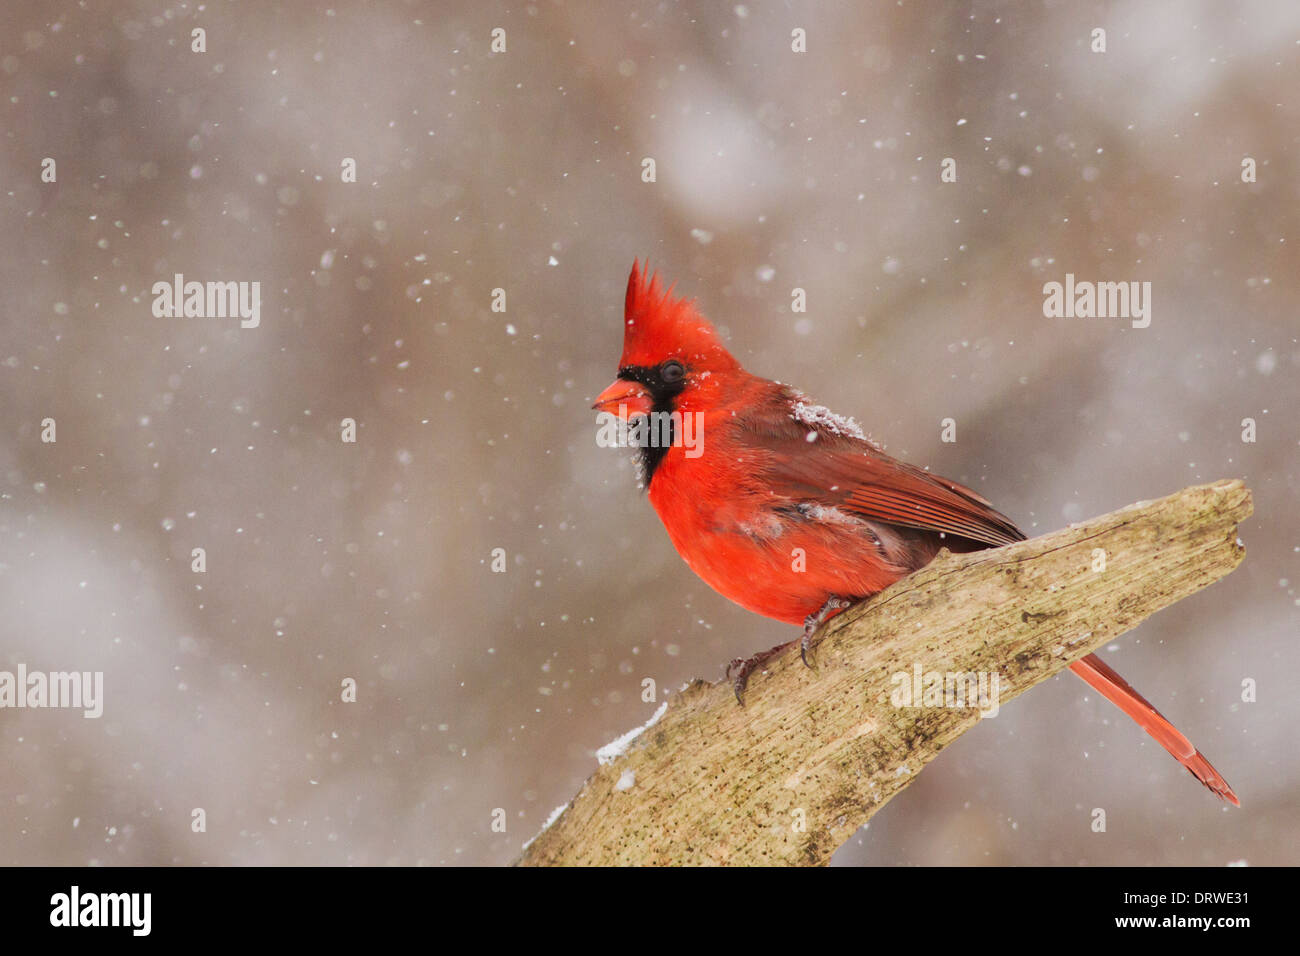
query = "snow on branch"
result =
(516, 479, 1252, 867)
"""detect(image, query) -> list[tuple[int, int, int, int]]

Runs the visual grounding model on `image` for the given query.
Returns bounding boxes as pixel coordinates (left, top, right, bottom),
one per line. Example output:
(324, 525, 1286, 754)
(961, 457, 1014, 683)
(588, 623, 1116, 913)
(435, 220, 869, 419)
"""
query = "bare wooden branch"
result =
(517, 479, 1252, 867)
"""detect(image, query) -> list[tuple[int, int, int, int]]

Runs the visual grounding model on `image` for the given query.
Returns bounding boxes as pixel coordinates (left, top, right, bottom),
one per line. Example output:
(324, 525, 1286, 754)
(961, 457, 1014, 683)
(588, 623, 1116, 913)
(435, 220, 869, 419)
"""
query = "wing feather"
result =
(740, 386, 1026, 548)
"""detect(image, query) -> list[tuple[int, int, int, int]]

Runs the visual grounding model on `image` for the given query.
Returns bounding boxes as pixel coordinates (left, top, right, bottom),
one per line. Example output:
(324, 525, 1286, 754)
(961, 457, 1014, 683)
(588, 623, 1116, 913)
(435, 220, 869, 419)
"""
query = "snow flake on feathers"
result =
(791, 398, 868, 441)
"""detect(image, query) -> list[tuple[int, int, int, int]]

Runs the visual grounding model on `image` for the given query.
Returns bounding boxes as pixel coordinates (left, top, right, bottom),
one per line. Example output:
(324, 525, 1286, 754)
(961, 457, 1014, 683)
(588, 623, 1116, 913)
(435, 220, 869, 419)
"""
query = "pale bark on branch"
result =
(517, 479, 1252, 867)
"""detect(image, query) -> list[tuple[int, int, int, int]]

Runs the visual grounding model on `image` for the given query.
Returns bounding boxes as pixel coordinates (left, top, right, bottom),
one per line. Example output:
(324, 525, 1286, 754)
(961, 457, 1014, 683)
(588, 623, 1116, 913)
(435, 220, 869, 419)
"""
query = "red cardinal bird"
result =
(593, 261, 1238, 805)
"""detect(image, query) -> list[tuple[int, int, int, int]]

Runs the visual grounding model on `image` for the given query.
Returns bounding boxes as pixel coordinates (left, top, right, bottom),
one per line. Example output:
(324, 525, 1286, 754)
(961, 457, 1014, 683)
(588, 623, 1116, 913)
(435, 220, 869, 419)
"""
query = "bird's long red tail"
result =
(1069, 653, 1239, 806)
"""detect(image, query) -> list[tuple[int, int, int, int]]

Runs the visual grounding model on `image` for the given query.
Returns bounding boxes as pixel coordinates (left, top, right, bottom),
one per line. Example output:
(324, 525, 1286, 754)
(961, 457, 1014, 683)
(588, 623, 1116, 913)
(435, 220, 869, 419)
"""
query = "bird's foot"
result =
(726, 597, 853, 704)
(726, 642, 794, 706)
(800, 596, 852, 667)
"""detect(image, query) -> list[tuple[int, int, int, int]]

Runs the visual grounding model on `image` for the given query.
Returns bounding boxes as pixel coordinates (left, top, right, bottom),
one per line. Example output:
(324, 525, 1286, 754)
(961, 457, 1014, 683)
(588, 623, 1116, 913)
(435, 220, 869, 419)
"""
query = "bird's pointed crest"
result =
(620, 260, 739, 371)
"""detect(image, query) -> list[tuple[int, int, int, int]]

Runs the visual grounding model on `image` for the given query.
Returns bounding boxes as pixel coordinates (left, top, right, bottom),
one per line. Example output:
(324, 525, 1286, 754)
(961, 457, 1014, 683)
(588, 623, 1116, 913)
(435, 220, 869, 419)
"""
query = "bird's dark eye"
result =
(661, 360, 685, 383)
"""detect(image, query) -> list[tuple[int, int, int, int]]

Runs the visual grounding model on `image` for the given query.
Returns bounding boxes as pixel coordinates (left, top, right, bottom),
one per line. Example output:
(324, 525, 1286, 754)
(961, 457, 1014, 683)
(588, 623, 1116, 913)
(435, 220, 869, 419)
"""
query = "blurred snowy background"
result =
(1, 0, 1297, 865)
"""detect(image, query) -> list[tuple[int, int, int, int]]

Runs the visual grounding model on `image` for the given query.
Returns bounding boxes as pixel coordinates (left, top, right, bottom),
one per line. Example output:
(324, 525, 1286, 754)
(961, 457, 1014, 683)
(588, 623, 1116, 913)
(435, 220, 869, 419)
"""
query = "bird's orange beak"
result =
(592, 379, 653, 417)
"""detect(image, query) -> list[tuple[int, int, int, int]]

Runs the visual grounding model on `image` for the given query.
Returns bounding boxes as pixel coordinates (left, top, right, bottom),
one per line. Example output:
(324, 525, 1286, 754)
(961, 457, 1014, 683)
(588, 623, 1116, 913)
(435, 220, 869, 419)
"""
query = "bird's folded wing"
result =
(742, 393, 1026, 548)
